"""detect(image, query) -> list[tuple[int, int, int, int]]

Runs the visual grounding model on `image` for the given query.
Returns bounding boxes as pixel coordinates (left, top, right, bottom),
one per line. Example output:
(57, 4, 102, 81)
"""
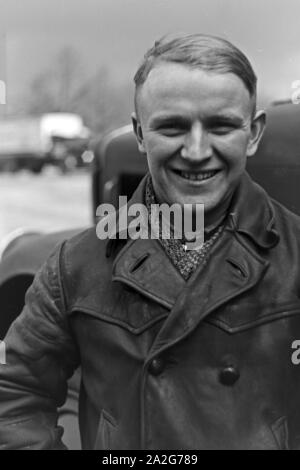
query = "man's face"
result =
(133, 62, 265, 224)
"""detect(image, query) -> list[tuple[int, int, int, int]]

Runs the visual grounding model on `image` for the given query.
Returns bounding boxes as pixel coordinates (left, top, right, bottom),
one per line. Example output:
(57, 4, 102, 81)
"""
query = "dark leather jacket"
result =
(1, 172, 300, 450)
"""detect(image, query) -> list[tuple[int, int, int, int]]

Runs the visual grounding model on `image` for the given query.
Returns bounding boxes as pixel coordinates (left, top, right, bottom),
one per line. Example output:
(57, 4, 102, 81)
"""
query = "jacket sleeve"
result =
(0, 242, 80, 449)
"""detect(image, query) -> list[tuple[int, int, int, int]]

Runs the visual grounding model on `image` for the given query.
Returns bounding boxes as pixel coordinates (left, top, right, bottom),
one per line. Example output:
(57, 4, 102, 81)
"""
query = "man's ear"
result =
(246, 109, 266, 157)
(131, 112, 147, 154)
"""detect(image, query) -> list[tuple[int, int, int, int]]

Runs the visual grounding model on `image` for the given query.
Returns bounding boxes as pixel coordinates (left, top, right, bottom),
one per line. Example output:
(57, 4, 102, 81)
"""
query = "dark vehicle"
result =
(0, 102, 300, 448)
(0, 113, 91, 173)
(247, 102, 300, 216)
(0, 117, 47, 173)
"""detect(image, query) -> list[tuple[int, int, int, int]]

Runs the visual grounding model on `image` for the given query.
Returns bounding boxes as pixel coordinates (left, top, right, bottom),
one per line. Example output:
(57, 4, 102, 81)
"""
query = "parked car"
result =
(0, 102, 300, 448)
(0, 113, 90, 173)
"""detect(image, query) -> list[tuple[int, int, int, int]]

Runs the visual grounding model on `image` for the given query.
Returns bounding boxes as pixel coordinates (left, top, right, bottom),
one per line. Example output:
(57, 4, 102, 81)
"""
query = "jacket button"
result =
(148, 357, 165, 376)
(219, 365, 240, 386)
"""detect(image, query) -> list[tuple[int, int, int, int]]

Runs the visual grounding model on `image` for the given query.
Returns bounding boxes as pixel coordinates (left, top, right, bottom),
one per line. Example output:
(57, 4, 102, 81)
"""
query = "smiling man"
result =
(1, 33, 300, 450)
(132, 35, 265, 229)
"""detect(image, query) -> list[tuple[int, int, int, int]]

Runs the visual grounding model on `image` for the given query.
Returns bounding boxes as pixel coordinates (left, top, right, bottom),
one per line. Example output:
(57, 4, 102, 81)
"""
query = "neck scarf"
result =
(145, 175, 225, 280)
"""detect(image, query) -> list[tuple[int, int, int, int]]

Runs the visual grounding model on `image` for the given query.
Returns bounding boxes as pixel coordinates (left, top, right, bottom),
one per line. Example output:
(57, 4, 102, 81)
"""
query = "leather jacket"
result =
(1, 172, 300, 450)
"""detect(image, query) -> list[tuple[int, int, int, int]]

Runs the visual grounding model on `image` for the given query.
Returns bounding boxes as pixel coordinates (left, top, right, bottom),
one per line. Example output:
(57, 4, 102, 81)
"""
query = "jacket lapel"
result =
(112, 237, 186, 310)
(110, 174, 186, 309)
(146, 228, 270, 359)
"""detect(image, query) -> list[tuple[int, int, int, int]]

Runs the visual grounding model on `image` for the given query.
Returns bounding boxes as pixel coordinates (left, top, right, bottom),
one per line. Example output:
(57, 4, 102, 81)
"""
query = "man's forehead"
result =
(136, 62, 253, 117)
(149, 109, 247, 123)
(142, 62, 247, 91)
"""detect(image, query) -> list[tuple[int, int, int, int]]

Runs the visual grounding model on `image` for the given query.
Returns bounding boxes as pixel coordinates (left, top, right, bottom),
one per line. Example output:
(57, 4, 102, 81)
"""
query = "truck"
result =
(0, 113, 90, 173)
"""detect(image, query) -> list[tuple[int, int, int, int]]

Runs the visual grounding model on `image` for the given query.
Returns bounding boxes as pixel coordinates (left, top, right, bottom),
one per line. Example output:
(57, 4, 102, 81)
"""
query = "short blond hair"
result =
(134, 33, 257, 114)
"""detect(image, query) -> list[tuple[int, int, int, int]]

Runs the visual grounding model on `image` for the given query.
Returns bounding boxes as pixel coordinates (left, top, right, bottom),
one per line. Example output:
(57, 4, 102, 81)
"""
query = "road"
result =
(0, 169, 91, 242)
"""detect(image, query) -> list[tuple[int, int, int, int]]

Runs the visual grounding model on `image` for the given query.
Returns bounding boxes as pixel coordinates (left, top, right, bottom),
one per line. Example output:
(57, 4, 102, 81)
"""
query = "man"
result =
(0, 33, 300, 450)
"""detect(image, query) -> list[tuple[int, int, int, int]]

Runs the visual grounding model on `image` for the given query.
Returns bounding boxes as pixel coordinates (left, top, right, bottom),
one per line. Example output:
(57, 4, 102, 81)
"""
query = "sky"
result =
(1, 0, 300, 112)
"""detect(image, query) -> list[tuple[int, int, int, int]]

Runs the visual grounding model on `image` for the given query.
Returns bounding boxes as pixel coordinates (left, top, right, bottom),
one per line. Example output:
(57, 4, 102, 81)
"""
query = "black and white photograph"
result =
(0, 0, 300, 452)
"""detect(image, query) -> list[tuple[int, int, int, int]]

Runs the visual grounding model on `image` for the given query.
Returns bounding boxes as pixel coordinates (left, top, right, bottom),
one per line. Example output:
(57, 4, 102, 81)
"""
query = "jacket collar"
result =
(107, 171, 279, 253)
(226, 172, 280, 249)
(109, 174, 186, 308)
(110, 171, 279, 310)
(103, 174, 149, 255)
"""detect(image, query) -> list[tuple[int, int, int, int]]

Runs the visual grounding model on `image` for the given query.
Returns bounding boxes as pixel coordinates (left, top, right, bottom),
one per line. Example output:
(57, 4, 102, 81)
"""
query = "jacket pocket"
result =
(206, 302, 300, 334)
(94, 409, 117, 450)
(270, 416, 289, 450)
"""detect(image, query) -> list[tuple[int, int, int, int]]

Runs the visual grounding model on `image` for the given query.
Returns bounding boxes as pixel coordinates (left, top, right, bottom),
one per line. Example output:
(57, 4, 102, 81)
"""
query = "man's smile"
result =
(171, 168, 221, 184)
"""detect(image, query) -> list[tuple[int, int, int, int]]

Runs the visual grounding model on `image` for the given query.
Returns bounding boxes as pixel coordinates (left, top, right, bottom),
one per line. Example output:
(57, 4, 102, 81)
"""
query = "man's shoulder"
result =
(64, 226, 106, 254)
(62, 226, 112, 272)
(271, 197, 300, 230)
(57, 227, 118, 308)
(269, 196, 300, 247)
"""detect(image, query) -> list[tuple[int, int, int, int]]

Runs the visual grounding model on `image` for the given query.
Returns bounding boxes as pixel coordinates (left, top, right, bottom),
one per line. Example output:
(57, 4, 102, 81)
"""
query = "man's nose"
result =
(181, 122, 212, 162)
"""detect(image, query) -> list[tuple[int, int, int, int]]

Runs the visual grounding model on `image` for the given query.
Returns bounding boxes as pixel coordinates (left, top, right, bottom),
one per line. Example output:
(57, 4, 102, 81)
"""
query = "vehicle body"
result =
(0, 113, 90, 173)
(0, 102, 300, 448)
(247, 102, 300, 216)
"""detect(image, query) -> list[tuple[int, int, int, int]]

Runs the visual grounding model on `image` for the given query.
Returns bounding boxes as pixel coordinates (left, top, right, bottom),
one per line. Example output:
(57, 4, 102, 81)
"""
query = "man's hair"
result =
(134, 33, 257, 114)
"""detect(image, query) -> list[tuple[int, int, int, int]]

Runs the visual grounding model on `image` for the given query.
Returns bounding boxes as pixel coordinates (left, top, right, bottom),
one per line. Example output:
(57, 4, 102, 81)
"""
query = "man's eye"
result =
(158, 125, 185, 136)
(210, 125, 235, 135)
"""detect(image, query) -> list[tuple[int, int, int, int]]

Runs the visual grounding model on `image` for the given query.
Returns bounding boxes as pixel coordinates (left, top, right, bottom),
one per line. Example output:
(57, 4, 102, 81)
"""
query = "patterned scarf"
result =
(145, 175, 225, 280)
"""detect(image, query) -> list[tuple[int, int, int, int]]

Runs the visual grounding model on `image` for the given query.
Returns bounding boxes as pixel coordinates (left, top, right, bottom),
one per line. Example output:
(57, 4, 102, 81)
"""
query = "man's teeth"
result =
(178, 170, 217, 181)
